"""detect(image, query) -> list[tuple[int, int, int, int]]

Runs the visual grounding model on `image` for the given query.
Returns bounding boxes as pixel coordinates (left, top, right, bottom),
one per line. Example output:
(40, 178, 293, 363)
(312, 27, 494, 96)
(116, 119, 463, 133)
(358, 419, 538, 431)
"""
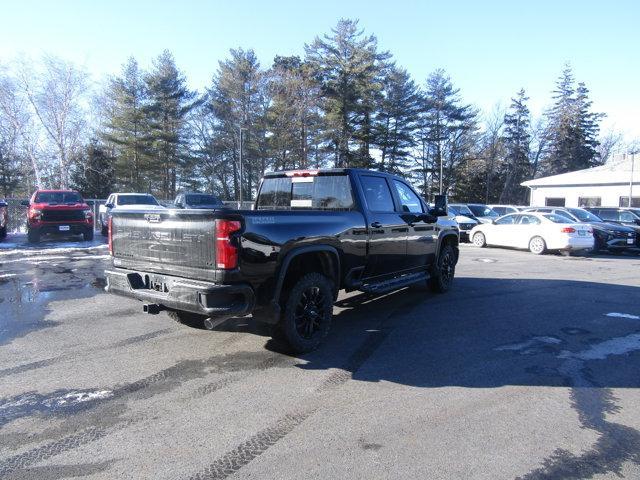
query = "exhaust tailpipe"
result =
(203, 317, 229, 330)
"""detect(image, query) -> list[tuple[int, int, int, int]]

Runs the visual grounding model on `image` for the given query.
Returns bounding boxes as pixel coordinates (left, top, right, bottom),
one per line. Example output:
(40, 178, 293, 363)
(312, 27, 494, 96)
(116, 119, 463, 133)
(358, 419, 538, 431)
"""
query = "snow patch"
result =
(45, 389, 113, 407)
(606, 312, 640, 320)
(559, 333, 640, 361)
(495, 336, 562, 352)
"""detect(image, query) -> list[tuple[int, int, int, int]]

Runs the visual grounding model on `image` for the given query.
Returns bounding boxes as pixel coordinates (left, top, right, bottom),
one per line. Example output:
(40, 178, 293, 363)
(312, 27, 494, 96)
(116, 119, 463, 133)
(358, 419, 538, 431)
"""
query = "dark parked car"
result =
(464, 204, 500, 224)
(0, 199, 8, 240)
(174, 193, 225, 209)
(525, 207, 636, 251)
(106, 169, 459, 353)
(586, 207, 640, 244)
(22, 190, 94, 243)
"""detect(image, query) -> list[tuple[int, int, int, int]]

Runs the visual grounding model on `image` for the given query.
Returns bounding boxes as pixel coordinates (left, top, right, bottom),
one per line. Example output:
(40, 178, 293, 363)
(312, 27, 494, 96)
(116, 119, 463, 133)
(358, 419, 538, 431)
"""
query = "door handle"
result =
(371, 222, 382, 228)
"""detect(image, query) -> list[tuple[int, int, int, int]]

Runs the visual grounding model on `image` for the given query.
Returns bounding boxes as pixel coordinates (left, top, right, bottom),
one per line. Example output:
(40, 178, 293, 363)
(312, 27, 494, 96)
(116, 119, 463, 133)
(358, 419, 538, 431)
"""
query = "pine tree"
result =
(70, 139, 115, 198)
(305, 19, 390, 168)
(543, 65, 603, 175)
(418, 69, 476, 198)
(373, 66, 421, 175)
(500, 89, 531, 204)
(144, 50, 197, 198)
(267, 56, 324, 170)
(208, 48, 267, 201)
(574, 82, 604, 169)
(102, 57, 150, 191)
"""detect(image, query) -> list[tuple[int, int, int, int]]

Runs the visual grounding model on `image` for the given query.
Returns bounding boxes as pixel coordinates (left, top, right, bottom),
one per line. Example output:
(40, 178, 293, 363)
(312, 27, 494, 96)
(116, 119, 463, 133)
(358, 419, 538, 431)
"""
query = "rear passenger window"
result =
(519, 215, 540, 225)
(361, 176, 395, 212)
(495, 215, 518, 225)
(620, 212, 635, 222)
(597, 210, 617, 221)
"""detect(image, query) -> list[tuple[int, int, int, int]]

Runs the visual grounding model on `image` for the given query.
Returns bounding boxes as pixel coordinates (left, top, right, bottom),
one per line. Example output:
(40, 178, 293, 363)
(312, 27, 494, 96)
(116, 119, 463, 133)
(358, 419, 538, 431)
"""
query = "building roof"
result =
(521, 154, 639, 188)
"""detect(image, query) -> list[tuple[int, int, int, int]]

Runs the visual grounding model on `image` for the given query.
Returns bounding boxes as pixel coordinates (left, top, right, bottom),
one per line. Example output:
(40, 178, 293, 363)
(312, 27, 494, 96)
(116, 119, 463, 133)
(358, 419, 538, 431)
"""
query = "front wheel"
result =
(278, 272, 334, 353)
(429, 244, 456, 293)
(83, 229, 94, 242)
(472, 231, 486, 247)
(529, 236, 546, 255)
(0, 226, 6, 240)
(27, 228, 40, 243)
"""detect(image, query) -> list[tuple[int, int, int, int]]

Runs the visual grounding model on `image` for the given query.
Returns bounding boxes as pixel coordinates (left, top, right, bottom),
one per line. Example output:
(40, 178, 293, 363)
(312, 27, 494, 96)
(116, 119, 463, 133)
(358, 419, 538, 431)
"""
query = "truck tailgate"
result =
(111, 210, 223, 269)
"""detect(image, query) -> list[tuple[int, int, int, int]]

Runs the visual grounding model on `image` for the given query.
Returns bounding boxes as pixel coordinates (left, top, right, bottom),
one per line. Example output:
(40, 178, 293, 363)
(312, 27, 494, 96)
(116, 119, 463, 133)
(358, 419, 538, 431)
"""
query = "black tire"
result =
(429, 244, 456, 293)
(278, 272, 334, 353)
(0, 226, 6, 240)
(593, 235, 605, 253)
(529, 236, 546, 255)
(101, 224, 108, 236)
(472, 231, 486, 247)
(27, 228, 40, 243)
(83, 229, 94, 242)
(168, 310, 206, 328)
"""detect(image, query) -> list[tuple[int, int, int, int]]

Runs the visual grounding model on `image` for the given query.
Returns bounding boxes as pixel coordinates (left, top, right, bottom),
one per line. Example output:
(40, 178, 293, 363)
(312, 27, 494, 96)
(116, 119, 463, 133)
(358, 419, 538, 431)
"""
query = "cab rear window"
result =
(257, 175, 354, 210)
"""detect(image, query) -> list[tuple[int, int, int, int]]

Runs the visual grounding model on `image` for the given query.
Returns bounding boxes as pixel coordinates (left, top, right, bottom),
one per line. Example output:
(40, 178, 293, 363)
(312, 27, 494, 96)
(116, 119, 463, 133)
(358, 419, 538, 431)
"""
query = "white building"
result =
(521, 154, 639, 208)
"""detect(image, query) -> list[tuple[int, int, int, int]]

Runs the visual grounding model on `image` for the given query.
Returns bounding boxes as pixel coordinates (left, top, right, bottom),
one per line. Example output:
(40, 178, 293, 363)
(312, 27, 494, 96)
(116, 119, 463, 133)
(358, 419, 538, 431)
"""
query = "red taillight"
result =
(215, 219, 241, 269)
(108, 217, 113, 255)
(560, 227, 576, 233)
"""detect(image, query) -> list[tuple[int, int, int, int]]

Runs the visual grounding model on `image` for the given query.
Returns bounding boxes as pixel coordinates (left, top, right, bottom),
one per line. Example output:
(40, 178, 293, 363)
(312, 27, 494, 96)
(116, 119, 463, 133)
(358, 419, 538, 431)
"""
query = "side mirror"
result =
(429, 194, 448, 217)
(21, 200, 29, 206)
(105, 203, 114, 209)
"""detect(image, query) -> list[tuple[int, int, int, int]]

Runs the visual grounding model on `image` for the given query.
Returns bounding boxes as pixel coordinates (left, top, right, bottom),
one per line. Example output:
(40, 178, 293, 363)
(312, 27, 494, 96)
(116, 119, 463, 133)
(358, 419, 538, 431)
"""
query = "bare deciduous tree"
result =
(0, 66, 44, 188)
(17, 55, 89, 188)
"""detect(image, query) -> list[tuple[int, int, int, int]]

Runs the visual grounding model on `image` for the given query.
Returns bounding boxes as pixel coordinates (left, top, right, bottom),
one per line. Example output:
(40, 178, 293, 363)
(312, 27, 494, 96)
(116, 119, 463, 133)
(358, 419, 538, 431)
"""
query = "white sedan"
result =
(470, 212, 594, 254)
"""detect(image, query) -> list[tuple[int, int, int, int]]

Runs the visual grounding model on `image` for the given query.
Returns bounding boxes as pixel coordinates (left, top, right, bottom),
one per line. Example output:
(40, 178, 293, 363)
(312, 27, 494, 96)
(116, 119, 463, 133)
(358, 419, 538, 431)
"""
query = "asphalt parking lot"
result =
(1, 236, 640, 479)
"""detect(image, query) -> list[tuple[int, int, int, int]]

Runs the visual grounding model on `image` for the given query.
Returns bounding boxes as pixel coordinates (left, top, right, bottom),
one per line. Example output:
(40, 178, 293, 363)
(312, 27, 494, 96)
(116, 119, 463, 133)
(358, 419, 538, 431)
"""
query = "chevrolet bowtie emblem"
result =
(144, 213, 161, 223)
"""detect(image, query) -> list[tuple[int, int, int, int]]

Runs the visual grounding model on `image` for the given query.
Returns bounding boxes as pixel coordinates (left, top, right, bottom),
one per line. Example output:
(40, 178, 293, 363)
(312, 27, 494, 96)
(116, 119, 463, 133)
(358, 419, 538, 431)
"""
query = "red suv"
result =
(22, 190, 94, 243)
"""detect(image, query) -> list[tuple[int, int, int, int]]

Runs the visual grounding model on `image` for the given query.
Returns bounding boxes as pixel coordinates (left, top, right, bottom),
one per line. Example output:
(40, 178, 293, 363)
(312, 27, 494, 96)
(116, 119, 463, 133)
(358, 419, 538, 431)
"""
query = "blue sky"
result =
(2, 0, 638, 139)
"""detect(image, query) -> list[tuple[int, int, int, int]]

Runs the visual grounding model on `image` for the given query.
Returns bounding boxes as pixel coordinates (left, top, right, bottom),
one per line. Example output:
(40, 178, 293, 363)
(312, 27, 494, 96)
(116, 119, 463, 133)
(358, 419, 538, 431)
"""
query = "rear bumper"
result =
(559, 237, 594, 250)
(105, 267, 255, 318)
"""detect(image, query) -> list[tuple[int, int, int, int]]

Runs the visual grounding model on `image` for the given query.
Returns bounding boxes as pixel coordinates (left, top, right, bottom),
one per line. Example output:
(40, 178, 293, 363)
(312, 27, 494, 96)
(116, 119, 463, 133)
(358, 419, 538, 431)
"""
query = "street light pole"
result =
(630, 153, 636, 207)
(238, 127, 245, 209)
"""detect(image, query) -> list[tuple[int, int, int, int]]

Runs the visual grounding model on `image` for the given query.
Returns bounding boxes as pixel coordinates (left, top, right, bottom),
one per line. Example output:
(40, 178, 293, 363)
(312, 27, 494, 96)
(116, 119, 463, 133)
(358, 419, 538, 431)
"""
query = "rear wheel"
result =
(83, 229, 94, 242)
(0, 226, 6, 240)
(27, 228, 40, 243)
(529, 236, 546, 255)
(278, 272, 333, 353)
(429, 244, 456, 293)
(472, 231, 486, 247)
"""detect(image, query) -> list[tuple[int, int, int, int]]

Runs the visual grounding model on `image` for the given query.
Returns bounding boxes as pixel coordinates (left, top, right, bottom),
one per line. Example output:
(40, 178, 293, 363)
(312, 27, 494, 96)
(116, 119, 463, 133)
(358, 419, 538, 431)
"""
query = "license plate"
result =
(58, 225, 70, 231)
(628, 239, 634, 244)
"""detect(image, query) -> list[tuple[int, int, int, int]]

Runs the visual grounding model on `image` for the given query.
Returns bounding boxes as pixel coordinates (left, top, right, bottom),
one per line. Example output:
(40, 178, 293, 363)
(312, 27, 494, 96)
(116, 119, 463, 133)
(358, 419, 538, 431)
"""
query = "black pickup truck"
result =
(105, 169, 459, 352)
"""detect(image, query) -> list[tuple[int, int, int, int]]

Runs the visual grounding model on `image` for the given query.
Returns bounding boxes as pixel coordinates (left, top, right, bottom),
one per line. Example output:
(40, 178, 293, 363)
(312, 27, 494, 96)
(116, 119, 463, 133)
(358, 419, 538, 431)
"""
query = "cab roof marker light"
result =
(285, 170, 319, 177)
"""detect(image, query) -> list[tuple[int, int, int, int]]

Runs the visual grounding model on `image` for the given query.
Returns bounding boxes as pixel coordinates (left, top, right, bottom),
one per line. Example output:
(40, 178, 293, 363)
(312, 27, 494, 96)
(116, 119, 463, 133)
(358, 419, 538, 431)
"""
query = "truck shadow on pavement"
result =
(290, 277, 640, 480)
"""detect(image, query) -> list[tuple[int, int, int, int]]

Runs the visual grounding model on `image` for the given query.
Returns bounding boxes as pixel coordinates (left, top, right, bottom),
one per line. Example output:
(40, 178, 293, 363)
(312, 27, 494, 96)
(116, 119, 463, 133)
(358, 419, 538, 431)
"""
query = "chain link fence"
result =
(2, 198, 254, 234)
